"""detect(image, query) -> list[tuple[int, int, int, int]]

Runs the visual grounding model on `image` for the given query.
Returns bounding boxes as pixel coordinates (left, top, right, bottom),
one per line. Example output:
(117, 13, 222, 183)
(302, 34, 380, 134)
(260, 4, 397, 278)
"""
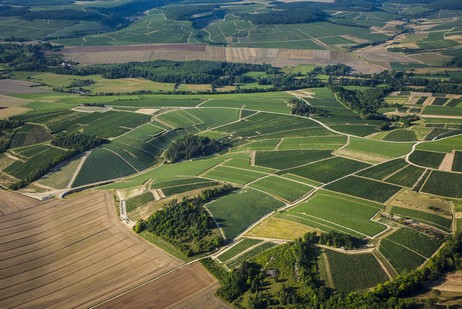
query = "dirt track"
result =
(0, 191, 182, 308)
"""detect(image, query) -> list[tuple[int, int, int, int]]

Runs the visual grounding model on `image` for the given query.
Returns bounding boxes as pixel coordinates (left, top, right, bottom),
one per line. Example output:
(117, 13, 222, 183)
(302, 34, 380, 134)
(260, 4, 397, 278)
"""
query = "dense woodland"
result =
(51, 134, 106, 152)
(164, 135, 226, 163)
(0, 119, 23, 152)
(290, 99, 331, 118)
(134, 185, 234, 256)
(238, 6, 326, 25)
(328, 85, 389, 119)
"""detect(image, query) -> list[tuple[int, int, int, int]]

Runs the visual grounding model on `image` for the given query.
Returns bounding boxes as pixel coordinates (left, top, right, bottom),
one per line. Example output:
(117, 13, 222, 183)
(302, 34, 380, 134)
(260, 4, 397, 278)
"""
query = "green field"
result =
(126, 192, 155, 212)
(357, 159, 408, 180)
(421, 170, 462, 198)
(255, 150, 332, 170)
(226, 242, 277, 268)
(216, 238, 263, 263)
(386, 227, 443, 258)
(408, 150, 445, 169)
(159, 179, 219, 196)
(240, 139, 281, 151)
(9, 125, 52, 148)
(277, 136, 346, 150)
(453, 151, 462, 172)
(281, 191, 386, 238)
(339, 137, 413, 162)
(217, 112, 325, 138)
(283, 157, 370, 183)
(383, 129, 418, 142)
(384, 165, 426, 188)
(201, 92, 293, 114)
(4, 146, 68, 181)
(104, 156, 227, 189)
(325, 250, 388, 292)
(206, 189, 284, 240)
(417, 135, 462, 153)
(390, 206, 452, 232)
(72, 148, 136, 187)
(379, 238, 426, 274)
(249, 176, 312, 202)
(326, 176, 402, 203)
(203, 165, 266, 185)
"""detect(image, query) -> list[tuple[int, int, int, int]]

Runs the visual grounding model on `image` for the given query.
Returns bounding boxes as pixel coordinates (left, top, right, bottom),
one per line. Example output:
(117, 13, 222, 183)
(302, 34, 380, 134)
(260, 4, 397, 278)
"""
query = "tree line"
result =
(290, 99, 331, 118)
(134, 185, 235, 256)
(0, 119, 23, 153)
(238, 5, 326, 25)
(51, 134, 106, 153)
(328, 85, 390, 119)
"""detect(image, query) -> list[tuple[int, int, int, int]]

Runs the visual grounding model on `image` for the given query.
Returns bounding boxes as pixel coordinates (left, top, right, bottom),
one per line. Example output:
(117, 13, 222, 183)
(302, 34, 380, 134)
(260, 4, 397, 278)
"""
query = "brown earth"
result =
(61, 44, 385, 73)
(0, 189, 40, 215)
(0, 191, 182, 308)
(435, 271, 462, 293)
(0, 79, 48, 95)
(0, 93, 33, 118)
(439, 150, 455, 172)
(96, 262, 226, 309)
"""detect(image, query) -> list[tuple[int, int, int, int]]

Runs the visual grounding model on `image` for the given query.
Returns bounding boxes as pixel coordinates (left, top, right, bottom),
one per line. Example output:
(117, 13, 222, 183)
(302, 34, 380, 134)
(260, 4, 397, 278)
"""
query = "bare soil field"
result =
(0, 93, 33, 118)
(439, 151, 455, 172)
(96, 262, 226, 309)
(0, 189, 40, 216)
(62, 44, 385, 73)
(0, 191, 182, 308)
(0, 79, 48, 95)
(357, 43, 423, 70)
(390, 189, 452, 215)
(435, 271, 462, 293)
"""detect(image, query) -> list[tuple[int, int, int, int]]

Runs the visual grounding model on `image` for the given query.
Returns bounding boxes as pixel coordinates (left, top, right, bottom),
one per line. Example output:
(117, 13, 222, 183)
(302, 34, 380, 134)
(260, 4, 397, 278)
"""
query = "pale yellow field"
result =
(246, 216, 318, 240)
(90, 78, 175, 93)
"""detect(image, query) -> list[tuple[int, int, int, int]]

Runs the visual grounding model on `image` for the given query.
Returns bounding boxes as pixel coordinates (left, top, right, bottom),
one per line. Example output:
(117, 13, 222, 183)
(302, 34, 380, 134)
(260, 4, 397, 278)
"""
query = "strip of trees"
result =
(134, 185, 234, 256)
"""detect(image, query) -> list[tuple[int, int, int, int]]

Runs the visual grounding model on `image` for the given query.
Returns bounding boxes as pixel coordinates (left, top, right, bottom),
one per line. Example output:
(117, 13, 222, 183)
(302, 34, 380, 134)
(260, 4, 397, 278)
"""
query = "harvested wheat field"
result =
(96, 262, 229, 309)
(0, 190, 40, 216)
(61, 44, 385, 73)
(0, 191, 182, 308)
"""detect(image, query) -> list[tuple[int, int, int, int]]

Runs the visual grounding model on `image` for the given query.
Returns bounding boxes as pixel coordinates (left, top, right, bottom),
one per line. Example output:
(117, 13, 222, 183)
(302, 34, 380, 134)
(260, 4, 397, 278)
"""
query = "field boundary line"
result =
(212, 238, 245, 260)
(278, 155, 334, 172)
(203, 206, 226, 240)
(196, 98, 213, 107)
(238, 105, 246, 119)
(382, 238, 428, 260)
(104, 148, 139, 173)
(418, 169, 433, 193)
(67, 151, 90, 190)
(217, 241, 266, 264)
(382, 163, 411, 182)
(411, 168, 429, 191)
(181, 109, 203, 123)
(321, 252, 334, 288)
(280, 212, 362, 238)
(373, 248, 398, 279)
(274, 138, 284, 150)
(298, 212, 370, 238)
